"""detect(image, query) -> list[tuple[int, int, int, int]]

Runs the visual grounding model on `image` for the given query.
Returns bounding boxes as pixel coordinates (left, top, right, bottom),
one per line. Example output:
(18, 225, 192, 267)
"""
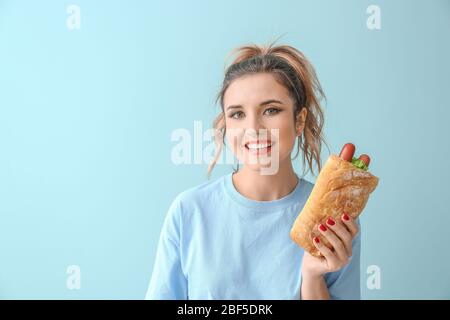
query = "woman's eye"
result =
(229, 111, 244, 119)
(264, 107, 281, 115)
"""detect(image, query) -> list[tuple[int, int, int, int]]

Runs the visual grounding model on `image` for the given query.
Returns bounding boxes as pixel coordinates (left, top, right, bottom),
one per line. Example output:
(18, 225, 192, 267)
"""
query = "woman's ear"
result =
(295, 107, 307, 136)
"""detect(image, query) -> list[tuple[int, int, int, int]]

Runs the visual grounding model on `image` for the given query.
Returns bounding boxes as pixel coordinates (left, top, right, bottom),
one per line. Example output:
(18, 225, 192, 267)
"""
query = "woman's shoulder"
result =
(171, 174, 227, 208)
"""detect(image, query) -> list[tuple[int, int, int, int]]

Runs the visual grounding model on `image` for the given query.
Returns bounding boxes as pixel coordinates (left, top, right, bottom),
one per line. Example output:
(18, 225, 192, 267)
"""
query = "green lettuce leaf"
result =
(351, 157, 368, 171)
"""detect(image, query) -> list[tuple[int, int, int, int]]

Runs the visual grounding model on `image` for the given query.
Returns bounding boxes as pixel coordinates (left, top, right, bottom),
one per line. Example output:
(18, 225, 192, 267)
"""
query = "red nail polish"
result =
(314, 236, 320, 243)
(326, 217, 335, 226)
(319, 224, 327, 232)
(343, 213, 350, 221)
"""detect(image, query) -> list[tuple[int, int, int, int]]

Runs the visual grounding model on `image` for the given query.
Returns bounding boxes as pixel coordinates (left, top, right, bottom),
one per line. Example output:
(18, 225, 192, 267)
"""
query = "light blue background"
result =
(0, 0, 449, 299)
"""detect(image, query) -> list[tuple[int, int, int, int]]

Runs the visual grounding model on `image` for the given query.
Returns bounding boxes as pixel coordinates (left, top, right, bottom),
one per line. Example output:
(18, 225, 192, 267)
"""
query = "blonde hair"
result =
(207, 39, 330, 179)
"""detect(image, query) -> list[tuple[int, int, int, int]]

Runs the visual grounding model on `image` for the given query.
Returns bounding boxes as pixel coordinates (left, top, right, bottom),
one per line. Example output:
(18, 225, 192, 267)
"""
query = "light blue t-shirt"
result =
(145, 172, 361, 300)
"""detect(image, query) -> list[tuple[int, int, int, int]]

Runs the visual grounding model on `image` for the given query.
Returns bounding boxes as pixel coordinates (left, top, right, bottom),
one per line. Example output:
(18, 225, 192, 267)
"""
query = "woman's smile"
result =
(244, 140, 274, 156)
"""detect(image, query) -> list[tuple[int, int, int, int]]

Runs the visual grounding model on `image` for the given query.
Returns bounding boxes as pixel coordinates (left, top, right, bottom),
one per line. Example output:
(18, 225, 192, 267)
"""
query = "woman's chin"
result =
(240, 157, 279, 175)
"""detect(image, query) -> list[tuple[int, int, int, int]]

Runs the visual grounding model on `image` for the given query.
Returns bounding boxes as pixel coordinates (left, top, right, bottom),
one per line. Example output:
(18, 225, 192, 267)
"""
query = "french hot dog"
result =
(290, 142, 379, 257)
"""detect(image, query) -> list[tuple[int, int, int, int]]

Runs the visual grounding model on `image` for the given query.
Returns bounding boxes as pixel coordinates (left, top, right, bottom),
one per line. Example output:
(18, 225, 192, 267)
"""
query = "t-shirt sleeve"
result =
(145, 196, 188, 300)
(324, 218, 362, 300)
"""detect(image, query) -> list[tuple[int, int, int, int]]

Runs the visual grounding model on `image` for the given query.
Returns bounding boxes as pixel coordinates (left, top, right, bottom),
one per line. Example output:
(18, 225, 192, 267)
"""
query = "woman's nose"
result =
(246, 114, 265, 131)
(245, 115, 269, 137)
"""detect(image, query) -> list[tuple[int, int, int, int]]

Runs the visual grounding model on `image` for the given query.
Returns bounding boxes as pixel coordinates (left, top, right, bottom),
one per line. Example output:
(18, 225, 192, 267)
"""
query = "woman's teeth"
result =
(246, 142, 272, 149)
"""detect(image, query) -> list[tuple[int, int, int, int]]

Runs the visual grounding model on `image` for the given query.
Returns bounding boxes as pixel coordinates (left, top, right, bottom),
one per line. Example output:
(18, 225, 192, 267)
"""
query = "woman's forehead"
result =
(224, 73, 291, 108)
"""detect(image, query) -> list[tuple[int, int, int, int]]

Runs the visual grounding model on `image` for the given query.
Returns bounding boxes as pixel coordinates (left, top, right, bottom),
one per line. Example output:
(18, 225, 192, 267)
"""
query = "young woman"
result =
(145, 42, 361, 300)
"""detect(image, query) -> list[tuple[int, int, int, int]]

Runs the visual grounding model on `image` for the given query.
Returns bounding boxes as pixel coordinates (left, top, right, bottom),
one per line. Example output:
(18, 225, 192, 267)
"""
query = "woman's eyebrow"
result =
(226, 99, 283, 111)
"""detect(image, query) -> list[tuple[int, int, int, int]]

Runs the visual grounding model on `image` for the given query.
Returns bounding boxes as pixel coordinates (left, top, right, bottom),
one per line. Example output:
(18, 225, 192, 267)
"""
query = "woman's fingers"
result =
(341, 212, 359, 238)
(311, 236, 339, 267)
(317, 223, 348, 264)
(325, 216, 353, 257)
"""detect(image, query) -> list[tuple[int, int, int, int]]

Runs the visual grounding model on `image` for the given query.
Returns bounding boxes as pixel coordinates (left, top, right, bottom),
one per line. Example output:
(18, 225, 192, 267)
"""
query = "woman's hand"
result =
(301, 213, 359, 279)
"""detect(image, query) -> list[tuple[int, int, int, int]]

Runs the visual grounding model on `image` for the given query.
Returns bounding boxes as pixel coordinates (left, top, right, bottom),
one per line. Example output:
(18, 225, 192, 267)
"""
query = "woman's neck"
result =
(232, 160, 299, 201)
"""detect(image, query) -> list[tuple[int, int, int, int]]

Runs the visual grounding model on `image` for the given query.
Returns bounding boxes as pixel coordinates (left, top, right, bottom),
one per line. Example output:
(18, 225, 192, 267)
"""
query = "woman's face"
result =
(223, 73, 307, 175)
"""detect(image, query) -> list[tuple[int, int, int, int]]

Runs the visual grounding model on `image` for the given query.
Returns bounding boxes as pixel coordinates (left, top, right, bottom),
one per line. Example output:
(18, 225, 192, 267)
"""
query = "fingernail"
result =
(343, 213, 350, 221)
(319, 224, 327, 232)
(314, 236, 320, 243)
(326, 217, 335, 226)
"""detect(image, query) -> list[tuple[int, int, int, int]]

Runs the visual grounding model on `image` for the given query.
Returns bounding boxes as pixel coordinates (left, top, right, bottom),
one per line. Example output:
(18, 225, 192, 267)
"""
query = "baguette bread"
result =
(290, 154, 379, 257)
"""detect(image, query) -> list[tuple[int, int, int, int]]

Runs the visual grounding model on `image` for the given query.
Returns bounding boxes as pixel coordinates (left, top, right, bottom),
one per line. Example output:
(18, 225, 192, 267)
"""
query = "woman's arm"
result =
(300, 273, 330, 300)
(145, 196, 188, 300)
(299, 213, 360, 300)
